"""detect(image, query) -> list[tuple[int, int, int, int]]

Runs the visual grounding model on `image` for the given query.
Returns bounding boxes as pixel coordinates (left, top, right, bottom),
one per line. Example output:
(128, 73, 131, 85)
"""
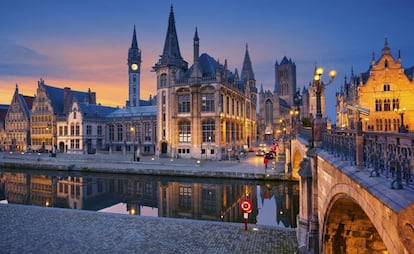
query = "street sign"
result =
(240, 198, 252, 213)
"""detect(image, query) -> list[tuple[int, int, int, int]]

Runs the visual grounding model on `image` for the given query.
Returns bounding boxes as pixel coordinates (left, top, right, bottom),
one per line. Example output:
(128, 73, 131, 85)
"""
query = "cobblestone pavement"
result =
(0, 204, 299, 254)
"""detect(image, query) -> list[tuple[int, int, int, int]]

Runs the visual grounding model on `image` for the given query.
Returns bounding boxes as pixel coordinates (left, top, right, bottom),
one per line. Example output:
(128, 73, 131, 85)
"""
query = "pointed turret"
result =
(382, 37, 391, 55)
(161, 6, 184, 64)
(154, 5, 188, 72)
(241, 44, 255, 81)
(131, 25, 138, 49)
(190, 28, 202, 78)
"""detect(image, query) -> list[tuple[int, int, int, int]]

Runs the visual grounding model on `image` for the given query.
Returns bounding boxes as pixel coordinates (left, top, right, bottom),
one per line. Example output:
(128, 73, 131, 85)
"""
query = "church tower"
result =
(127, 26, 141, 107)
(275, 57, 297, 107)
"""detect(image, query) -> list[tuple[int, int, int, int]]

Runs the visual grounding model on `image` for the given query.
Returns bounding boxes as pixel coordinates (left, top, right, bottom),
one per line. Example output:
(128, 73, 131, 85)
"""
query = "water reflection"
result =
(0, 169, 299, 228)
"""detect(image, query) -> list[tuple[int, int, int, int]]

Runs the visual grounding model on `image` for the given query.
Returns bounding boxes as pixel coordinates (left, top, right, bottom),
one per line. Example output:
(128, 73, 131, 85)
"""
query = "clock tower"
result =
(128, 26, 141, 107)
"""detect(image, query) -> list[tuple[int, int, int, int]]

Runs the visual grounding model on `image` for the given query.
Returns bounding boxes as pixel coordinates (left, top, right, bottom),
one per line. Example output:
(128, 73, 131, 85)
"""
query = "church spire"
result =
(131, 25, 138, 49)
(162, 5, 183, 62)
(382, 37, 391, 55)
(154, 5, 187, 70)
(241, 44, 255, 81)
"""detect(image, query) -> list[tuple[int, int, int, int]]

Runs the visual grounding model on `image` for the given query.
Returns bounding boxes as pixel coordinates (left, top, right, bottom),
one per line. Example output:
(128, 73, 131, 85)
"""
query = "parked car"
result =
(256, 149, 265, 156)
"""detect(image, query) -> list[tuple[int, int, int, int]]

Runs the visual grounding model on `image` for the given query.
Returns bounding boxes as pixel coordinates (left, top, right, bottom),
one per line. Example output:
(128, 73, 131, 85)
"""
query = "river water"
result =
(0, 168, 299, 228)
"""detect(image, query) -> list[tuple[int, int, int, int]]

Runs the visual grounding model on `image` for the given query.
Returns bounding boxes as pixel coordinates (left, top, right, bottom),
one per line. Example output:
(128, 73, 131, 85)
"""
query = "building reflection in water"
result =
(0, 170, 299, 228)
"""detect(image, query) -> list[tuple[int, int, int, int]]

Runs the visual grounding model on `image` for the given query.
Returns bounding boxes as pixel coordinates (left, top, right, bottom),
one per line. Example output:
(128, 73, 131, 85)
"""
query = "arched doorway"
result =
(323, 197, 386, 253)
(160, 142, 168, 155)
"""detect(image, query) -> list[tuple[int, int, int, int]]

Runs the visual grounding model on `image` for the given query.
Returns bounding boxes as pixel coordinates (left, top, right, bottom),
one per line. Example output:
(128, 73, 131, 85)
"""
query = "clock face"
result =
(131, 63, 138, 71)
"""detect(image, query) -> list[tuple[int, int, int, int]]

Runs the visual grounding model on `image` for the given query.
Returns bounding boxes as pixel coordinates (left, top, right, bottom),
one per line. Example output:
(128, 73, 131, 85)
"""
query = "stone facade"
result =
(336, 39, 414, 132)
(4, 85, 34, 151)
(154, 7, 257, 160)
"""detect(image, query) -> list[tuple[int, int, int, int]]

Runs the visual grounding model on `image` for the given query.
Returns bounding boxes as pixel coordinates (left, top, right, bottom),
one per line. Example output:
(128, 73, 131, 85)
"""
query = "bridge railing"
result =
(322, 129, 413, 189)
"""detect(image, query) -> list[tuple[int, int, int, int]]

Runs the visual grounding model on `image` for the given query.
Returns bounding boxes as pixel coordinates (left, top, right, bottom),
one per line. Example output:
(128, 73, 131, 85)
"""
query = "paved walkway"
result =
(0, 204, 299, 254)
(0, 151, 290, 180)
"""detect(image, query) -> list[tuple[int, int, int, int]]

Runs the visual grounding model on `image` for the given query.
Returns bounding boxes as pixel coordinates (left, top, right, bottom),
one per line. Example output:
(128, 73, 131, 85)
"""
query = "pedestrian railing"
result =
(322, 129, 413, 189)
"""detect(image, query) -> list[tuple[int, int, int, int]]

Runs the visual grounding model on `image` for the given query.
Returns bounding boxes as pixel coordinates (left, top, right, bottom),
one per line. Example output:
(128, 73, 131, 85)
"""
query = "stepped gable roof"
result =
(106, 105, 157, 118)
(78, 103, 117, 118)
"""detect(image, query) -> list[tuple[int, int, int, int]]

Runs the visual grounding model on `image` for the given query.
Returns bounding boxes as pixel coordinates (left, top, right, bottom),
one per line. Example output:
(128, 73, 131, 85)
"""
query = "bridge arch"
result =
(320, 182, 400, 253)
(290, 139, 307, 179)
(322, 193, 386, 253)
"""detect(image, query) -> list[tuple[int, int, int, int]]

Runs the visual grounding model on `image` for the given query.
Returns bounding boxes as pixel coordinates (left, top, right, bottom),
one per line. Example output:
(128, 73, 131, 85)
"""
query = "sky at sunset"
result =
(1, 0, 414, 120)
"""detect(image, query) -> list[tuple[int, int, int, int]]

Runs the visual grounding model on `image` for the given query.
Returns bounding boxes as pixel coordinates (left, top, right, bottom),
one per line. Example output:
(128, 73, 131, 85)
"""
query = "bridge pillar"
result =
(297, 153, 320, 254)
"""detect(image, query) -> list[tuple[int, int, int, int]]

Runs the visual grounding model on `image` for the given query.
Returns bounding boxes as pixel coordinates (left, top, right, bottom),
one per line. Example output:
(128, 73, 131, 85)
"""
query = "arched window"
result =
(202, 119, 215, 142)
(178, 120, 191, 143)
(384, 59, 389, 68)
(160, 73, 167, 87)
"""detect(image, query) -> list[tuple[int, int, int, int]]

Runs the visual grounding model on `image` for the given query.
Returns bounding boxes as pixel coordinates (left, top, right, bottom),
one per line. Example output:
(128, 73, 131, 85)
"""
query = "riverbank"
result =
(0, 151, 291, 181)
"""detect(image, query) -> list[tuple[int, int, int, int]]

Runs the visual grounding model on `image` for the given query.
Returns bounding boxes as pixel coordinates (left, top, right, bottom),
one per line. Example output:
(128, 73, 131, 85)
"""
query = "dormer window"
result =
(384, 59, 389, 68)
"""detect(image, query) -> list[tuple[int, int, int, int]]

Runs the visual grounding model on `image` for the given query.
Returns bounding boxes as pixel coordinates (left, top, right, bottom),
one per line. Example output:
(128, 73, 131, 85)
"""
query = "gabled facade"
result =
(154, 6, 257, 160)
(359, 40, 414, 132)
(30, 78, 96, 152)
(337, 39, 414, 132)
(4, 85, 34, 151)
(57, 101, 117, 154)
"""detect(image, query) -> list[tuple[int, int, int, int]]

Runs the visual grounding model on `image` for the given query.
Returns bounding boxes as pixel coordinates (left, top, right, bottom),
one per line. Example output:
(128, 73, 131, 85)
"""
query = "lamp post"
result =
(394, 107, 407, 133)
(130, 126, 136, 161)
(312, 67, 336, 147)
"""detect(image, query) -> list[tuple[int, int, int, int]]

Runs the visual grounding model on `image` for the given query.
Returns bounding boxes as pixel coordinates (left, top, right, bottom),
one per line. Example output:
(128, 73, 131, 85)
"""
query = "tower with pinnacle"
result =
(127, 26, 142, 107)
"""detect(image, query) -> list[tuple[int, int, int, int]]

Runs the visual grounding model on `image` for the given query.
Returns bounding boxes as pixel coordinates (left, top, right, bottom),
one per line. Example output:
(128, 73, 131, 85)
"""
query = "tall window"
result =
(86, 125, 92, 136)
(75, 124, 80, 136)
(117, 124, 123, 141)
(201, 189, 216, 212)
(178, 120, 191, 143)
(70, 124, 75, 136)
(97, 125, 102, 136)
(178, 95, 190, 113)
(160, 74, 167, 87)
(384, 99, 390, 111)
(179, 186, 192, 209)
(135, 124, 142, 143)
(201, 94, 214, 112)
(144, 123, 151, 142)
(202, 119, 215, 142)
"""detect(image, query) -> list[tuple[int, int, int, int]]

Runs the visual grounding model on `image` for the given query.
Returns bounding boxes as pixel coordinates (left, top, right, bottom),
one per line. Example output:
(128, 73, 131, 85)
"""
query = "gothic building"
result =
(4, 85, 34, 151)
(154, 6, 257, 160)
(258, 56, 299, 141)
(336, 39, 414, 132)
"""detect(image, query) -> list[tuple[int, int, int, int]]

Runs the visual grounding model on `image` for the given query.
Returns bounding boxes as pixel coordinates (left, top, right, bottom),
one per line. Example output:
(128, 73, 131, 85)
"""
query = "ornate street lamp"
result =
(394, 107, 407, 133)
(313, 67, 336, 147)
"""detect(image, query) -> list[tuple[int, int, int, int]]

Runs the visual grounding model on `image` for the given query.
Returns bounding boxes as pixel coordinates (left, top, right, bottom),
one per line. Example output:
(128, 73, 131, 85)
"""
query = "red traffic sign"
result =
(240, 198, 252, 213)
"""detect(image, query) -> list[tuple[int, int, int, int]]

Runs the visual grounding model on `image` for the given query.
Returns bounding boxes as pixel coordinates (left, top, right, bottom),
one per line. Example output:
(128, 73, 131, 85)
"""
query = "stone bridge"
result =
(292, 129, 414, 254)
